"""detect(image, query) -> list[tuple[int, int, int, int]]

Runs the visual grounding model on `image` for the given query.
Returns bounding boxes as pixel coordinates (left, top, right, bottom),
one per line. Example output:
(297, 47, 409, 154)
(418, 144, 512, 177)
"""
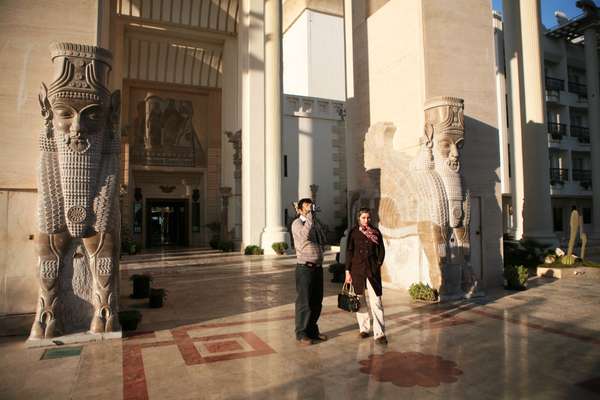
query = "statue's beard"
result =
(66, 136, 91, 153)
(56, 131, 102, 237)
(435, 157, 464, 228)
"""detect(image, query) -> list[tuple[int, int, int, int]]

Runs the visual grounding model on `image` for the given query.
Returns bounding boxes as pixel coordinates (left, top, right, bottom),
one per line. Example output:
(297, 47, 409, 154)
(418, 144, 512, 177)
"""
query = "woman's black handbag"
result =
(338, 283, 360, 312)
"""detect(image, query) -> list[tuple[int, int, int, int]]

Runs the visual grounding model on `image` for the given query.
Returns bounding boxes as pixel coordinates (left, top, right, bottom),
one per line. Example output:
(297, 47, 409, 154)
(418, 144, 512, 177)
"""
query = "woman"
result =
(345, 208, 387, 345)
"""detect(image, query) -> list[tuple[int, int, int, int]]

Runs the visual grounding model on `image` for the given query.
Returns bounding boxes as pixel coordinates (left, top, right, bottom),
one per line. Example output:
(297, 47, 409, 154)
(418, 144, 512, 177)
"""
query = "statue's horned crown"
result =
(47, 42, 113, 104)
(424, 96, 465, 133)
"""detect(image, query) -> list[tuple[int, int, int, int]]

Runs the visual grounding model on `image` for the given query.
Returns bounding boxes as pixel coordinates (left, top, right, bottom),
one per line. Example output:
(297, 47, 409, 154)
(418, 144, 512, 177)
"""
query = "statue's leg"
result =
(418, 221, 445, 294)
(454, 227, 478, 294)
(84, 232, 117, 333)
(581, 233, 588, 260)
(30, 232, 69, 339)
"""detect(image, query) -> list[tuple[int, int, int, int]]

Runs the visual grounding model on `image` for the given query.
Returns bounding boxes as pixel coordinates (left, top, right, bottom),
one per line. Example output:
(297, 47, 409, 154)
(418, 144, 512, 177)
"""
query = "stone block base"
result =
(26, 330, 122, 348)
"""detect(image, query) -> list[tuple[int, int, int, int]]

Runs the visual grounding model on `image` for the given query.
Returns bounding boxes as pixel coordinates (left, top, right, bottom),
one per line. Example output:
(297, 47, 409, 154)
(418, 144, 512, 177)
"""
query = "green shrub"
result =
(218, 240, 235, 252)
(408, 282, 438, 302)
(209, 237, 220, 250)
(244, 245, 263, 255)
(504, 238, 550, 269)
(272, 242, 288, 254)
(504, 264, 528, 290)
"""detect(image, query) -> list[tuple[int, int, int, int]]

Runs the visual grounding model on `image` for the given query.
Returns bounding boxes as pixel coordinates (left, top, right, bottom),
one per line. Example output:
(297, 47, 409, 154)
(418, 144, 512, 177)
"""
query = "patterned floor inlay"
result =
(359, 351, 463, 387)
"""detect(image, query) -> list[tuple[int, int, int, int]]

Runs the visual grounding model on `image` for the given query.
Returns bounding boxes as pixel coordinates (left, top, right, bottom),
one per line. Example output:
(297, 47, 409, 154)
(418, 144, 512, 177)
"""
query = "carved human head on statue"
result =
(40, 43, 118, 153)
(38, 43, 120, 237)
(423, 96, 466, 228)
(422, 97, 465, 173)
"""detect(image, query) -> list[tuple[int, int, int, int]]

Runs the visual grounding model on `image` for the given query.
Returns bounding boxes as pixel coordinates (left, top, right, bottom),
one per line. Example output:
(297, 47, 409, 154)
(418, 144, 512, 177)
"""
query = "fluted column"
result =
(584, 28, 600, 237)
(261, 0, 290, 254)
(518, 0, 555, 242)
(502, 0, 526, 239)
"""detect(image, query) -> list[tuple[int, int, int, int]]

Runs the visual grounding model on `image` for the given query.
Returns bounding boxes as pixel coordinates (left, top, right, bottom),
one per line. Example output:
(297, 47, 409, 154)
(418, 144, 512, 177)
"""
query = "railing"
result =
(573, 169, 592, 189)
(550, 168, 569, 185)
(545, 77, 565, 91)
(572, 169, 591, 181)
(548, 122, 567, 140)
(568, 82, 587, 98)
(570, 125, 590, 144)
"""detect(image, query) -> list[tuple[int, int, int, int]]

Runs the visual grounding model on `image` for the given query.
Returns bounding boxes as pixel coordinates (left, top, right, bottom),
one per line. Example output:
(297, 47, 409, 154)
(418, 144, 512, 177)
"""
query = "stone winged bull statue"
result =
(30, 43, 121, 340)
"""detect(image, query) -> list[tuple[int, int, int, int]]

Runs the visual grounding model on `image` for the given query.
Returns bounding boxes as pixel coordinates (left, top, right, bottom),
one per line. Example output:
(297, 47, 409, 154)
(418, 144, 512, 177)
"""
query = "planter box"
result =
(537, 266, 600, 279)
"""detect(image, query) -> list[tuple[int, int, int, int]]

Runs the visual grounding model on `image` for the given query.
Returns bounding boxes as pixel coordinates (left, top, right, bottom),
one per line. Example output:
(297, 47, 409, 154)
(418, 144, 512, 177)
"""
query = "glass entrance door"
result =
(146, 199, 188, 247)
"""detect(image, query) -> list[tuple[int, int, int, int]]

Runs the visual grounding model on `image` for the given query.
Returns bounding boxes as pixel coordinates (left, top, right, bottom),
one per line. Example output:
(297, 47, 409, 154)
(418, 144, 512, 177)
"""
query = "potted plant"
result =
(503, 264, 528, 290)
(272, 242, 288, 255)
(119, 310, 142, 331)
(244, 245, 264, 255)
(408, 282, 438, 302)
(130, 274, 153, 298)
(149, 288, 167, 308)
(128, 241, 138, 255)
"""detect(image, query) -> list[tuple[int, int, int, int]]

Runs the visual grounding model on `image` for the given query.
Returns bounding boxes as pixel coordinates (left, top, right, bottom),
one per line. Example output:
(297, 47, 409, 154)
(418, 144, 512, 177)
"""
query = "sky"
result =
(491, 0, 598, 29)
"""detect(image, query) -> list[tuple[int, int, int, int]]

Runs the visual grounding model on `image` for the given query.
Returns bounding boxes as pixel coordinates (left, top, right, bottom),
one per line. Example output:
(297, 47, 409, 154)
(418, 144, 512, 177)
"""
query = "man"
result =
(292, 198, 327, 345)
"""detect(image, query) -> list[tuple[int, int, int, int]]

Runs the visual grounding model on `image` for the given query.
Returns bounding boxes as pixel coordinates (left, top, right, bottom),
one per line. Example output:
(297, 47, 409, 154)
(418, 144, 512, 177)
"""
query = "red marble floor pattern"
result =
(121, 303, 600, 399)
(359, 351, 463, 387)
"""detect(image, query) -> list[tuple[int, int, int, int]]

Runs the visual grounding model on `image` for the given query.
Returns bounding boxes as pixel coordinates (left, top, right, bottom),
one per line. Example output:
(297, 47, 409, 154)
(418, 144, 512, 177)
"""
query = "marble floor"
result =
(1, 248, 600, 399)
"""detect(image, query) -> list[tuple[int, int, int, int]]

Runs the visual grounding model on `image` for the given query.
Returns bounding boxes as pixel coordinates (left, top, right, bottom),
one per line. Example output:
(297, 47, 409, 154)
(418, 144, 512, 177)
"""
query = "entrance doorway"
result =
(146, 199, 189, 248)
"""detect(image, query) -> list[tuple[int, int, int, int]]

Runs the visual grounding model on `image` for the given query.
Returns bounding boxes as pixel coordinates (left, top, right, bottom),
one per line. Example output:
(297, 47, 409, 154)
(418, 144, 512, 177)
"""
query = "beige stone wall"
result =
(0, 0, 99, 329)
(0, 0, 99, 189)
(346, 0, 503, 290)
(0, 191, 38, 319)
(283, 0, 343, 32)
(421, 0, 503, 288)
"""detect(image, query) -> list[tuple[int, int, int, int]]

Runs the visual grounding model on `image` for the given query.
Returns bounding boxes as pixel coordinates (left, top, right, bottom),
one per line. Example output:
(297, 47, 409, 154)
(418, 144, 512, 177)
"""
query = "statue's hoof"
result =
(44, 320, 57, 338)
(90, 316, 105, 333)
(30, 321, 44, 339)
(105, 316, 114, 332)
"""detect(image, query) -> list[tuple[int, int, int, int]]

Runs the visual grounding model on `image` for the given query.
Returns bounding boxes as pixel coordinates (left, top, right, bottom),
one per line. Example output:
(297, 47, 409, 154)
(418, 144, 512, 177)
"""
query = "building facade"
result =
(495, 2, 600, 244)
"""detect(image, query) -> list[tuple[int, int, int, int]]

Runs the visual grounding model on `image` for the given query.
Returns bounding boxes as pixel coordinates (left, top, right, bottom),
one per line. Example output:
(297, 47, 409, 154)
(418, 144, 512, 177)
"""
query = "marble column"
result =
(502, 0, 526, 239)
(584, 28, 600, 237)
(518, 0, 555, 242)
(261, 0, 290, 254)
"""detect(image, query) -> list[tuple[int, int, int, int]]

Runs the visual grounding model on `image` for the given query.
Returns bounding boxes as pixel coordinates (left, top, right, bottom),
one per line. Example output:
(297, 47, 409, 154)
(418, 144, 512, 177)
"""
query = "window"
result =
(284, 155, 288, 177)
(583, 208, 592, 224)
(505, 94, 510, 128)
(507, 144, 512, 178)
(553, 207, 563, 232)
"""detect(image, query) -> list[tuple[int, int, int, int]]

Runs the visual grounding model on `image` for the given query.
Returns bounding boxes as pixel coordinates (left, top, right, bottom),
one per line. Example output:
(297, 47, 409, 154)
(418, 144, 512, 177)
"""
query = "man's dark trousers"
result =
(295, 264, 323, 340)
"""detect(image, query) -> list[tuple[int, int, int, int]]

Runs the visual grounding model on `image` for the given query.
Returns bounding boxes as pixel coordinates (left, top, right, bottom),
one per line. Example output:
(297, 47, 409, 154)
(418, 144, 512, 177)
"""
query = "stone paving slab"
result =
(1, 252, 600, 399)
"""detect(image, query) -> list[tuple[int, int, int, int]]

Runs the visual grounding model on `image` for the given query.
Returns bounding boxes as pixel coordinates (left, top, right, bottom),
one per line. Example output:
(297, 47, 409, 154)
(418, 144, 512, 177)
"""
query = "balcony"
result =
(550, 168, 569, 186)
(570, 125, 590, 144)
(573, 169, 592, 190)
(548, 122, 567, 141)
(545, 77, 565, 91)
(568, 82, 588, 99)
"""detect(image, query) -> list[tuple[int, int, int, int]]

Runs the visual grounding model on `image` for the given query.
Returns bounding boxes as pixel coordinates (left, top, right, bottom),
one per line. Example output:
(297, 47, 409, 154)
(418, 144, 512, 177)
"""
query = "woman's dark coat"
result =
(345, 226, 385, 296)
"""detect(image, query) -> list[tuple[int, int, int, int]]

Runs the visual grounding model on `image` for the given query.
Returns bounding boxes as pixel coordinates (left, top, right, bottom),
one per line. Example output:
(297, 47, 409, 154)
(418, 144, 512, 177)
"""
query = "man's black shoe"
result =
(297, 337, 316, 346)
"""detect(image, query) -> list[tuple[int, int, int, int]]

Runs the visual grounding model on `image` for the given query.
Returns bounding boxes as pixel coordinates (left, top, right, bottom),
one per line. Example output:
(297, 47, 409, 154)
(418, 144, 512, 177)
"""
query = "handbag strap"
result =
(342, 282, 357, 296)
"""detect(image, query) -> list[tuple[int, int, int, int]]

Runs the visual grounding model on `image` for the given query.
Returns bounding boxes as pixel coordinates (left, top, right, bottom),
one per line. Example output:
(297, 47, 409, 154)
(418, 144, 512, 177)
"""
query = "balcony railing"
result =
(573, 169, 592, 189)
(568, 82, 588, 98)
(550, 168, 569, 185)
(570, 125, 590, 144)
(545, 77, 565, 91)
(548, 122, 567, 140)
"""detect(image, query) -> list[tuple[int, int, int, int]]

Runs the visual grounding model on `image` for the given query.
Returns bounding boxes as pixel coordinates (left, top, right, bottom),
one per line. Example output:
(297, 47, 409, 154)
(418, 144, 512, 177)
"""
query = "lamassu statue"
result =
(361, 96, 481, 301)
(411, 97, 479, 299)
(30, 43, 121, 340)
